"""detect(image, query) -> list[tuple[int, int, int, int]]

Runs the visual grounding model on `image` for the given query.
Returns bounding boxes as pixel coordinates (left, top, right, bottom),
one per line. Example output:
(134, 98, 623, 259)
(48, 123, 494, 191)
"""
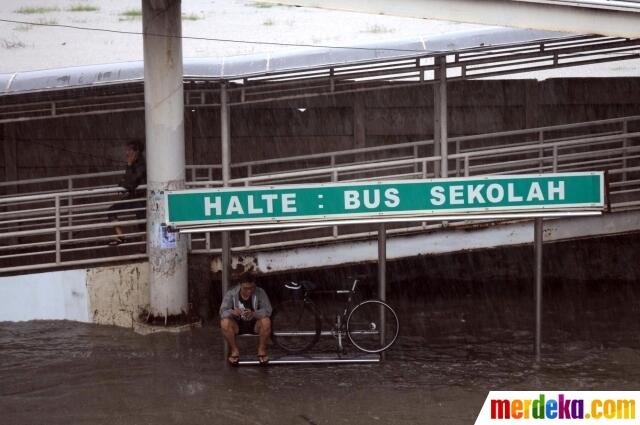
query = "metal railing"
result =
(0, 187, 147, 273)
(1, 115, 639, 273)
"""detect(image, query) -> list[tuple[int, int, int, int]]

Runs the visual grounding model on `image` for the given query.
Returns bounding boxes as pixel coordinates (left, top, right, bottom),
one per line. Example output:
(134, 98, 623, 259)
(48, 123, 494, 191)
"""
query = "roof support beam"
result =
(270, 0, 640, 38)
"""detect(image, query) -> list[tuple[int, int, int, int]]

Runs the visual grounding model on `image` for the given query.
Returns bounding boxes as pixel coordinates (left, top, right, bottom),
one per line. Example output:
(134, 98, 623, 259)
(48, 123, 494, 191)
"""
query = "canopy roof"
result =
(1, 27, 574, 95)
(0, 27, 637, 124)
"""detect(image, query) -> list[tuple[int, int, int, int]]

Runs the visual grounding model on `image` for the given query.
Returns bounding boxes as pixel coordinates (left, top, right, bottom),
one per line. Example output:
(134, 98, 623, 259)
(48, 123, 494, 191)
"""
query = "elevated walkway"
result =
(1, 115, 639, 274)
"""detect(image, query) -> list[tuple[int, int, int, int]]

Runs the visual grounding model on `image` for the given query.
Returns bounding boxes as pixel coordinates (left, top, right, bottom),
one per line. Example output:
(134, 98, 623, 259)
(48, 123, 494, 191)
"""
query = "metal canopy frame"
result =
(0, 34, 638, 124)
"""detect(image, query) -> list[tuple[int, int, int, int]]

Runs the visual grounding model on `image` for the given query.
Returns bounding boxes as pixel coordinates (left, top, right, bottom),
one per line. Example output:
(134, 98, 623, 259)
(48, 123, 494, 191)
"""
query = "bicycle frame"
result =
(273, 278, 399, 354)
(304, 279, 360, 352)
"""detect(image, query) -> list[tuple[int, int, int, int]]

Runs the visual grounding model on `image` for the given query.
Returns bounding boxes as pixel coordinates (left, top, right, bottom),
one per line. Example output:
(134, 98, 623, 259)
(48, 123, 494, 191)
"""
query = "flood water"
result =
(2, 279, 639, 425)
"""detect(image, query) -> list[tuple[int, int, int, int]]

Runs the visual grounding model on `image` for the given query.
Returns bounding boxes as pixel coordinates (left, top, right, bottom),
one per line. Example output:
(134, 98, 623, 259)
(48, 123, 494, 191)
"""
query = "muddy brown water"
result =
(1, 285, 639, 425)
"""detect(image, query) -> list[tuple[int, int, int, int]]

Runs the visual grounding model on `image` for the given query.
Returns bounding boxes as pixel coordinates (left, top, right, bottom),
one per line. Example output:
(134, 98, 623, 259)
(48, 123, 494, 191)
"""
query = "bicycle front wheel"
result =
(271, 299, 321, 354)
(347, 299, 399, 353)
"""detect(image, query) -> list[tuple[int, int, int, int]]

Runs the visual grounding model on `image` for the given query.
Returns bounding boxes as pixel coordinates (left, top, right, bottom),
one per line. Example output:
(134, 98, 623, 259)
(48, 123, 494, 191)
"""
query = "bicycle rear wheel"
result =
(347, 299, 399, 353)
(271, 299, 321, 354)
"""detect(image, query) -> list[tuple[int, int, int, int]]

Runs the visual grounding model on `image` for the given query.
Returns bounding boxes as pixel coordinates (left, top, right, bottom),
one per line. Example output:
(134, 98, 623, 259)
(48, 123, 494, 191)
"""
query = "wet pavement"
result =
(1, 284, 639, 425)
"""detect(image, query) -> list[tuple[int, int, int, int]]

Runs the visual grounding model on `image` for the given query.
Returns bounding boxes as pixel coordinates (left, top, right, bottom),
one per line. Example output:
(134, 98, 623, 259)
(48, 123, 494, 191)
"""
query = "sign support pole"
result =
(378, 223, 386, 301)
(534, 217, 543, 361)
(220, 83, 231, 359)
(378, 223, 387, 358)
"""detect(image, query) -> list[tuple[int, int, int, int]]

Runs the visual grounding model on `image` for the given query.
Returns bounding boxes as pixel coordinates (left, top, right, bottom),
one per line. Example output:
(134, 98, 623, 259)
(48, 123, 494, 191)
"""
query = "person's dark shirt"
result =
(238, 296, 254, 312)
(119, 154, 146, 198)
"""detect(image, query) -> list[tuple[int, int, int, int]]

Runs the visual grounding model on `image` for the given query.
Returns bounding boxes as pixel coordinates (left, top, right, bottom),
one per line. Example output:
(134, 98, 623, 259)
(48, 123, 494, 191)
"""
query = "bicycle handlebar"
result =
(285, 279, 360, 294)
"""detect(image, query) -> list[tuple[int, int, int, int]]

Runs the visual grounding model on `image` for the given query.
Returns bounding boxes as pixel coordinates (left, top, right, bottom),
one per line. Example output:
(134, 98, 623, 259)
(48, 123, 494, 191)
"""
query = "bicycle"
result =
(271, 279, 399, 354)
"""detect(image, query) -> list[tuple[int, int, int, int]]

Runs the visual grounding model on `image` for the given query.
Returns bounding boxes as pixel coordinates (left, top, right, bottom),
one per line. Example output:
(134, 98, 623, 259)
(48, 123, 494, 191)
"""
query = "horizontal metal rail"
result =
(4, 114, 638, 195)
(2, 115, 640, 273)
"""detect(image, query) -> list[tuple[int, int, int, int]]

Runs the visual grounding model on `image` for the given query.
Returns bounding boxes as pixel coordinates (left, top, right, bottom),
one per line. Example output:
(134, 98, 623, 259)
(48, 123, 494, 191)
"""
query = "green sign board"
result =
(165, 172, 605, 228)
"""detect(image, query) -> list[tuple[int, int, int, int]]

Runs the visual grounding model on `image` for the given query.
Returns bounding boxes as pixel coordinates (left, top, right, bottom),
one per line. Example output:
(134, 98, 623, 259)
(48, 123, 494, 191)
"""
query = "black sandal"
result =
(228, 355, 240, 366)
(257, 354, 269, 366)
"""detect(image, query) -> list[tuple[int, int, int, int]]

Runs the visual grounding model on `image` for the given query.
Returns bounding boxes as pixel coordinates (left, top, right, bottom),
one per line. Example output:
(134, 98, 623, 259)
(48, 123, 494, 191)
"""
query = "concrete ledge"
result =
(238, 352, 380, 366)
(133, 318, 202, 335)
(212, 210, 640, 275)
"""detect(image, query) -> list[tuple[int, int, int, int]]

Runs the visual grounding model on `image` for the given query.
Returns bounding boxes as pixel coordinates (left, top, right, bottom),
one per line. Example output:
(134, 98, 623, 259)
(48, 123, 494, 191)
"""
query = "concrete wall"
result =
(0, 261, 149, 326)
(0, 269, 89, 322)
(2, 78, 639, 187)
(86, 262, 149, 328)
(2, 111, 145, 182)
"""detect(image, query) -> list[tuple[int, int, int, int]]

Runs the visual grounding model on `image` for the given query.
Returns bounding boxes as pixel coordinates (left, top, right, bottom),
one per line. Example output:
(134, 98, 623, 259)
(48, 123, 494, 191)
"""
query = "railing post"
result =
(332, 170, 338, 238)
(422, 160, 428, 228)
(354, 94, 366, 167)
(538, 130, 544, 172)
(464, 155, 470, 177)
(55, 195, 61, 264)
(433, 55, 448, 178)
(622, 119, 628, 182)
(455, 140, 460, 177)
(205, 231, 211, 252)
(552, 145, 558, 173)
(244, 180, 251, 248)
(67, 178, 73, 241)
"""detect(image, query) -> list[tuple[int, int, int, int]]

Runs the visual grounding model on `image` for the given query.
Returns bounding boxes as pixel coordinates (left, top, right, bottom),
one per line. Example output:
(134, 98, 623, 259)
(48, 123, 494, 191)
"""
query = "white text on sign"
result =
(430, 181, 565, 206)
(204, 193, 297, 216)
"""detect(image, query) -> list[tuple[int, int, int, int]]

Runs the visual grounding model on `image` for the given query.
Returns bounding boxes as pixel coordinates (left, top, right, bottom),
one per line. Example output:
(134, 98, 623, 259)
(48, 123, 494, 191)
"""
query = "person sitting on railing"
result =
(219, 272, 272, 366)
(108, 139, 146, 246)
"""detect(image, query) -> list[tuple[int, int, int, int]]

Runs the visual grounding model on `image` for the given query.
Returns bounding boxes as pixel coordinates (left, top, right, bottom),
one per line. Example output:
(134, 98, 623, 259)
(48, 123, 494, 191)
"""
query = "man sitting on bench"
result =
(219, 273, 272, 366)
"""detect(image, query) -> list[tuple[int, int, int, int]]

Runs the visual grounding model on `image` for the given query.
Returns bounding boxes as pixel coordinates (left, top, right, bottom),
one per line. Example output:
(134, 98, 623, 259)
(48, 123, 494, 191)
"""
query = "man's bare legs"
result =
(220, 317, 271, 364)
(255, 317, 271, 360)
(220, 318, 240, 362)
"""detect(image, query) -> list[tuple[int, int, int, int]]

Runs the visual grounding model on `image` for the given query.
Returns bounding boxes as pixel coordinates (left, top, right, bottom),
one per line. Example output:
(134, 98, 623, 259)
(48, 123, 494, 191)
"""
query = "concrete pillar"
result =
(142, 0, 188, 317)
(434, 56, 448, 178)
